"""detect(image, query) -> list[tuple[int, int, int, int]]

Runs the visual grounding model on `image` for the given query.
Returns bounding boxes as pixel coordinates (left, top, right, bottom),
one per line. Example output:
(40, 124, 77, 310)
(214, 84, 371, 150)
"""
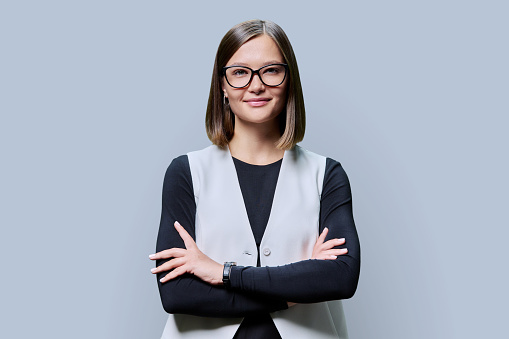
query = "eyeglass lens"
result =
(225, 64, 286, 88)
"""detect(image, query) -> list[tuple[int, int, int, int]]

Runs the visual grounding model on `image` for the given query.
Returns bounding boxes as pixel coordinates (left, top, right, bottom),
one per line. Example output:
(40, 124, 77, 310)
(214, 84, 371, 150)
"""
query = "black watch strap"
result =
(222, 262, 237, 288)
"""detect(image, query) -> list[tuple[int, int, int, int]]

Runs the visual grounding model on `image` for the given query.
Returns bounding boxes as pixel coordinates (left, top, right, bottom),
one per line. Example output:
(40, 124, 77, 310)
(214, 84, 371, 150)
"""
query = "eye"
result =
(230, 68, 249, 77)
(262, 66, 283, 75)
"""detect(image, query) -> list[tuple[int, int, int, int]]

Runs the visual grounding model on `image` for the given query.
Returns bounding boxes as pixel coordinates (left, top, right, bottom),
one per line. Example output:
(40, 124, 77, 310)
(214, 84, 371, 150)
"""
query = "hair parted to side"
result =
(205, 19, 305, 150)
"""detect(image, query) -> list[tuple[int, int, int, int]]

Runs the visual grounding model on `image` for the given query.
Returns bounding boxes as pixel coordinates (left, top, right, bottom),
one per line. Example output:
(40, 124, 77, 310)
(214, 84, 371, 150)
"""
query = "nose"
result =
(248, 72, 265, 93)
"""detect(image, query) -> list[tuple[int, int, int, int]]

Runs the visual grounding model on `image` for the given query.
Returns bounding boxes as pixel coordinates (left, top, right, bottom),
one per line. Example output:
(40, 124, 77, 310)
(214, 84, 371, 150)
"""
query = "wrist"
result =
(222, 262, 237, 288)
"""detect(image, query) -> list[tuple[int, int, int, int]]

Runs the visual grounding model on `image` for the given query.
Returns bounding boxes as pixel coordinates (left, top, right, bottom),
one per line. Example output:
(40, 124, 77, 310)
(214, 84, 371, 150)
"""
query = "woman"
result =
(150, 19, 360, 338)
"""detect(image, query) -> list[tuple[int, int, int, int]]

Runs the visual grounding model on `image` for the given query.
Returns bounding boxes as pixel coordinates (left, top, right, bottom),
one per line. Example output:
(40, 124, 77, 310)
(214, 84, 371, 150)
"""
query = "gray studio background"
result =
(1, 1, 507, 338)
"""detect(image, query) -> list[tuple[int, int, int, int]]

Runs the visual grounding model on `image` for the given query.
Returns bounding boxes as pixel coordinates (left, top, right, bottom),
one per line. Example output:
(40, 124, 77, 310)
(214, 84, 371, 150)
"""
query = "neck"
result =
(228, 117, 285, 165)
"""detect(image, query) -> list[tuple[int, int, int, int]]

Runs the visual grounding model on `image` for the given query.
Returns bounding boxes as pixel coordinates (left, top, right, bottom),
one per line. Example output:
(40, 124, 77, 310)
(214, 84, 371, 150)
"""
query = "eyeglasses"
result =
(223, 63, 288, 88)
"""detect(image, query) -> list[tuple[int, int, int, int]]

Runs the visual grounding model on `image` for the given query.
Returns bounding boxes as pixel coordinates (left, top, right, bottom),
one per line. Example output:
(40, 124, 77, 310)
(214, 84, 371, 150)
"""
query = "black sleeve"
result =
(155, 155, 288, 317)
(228, 158, 361, 303)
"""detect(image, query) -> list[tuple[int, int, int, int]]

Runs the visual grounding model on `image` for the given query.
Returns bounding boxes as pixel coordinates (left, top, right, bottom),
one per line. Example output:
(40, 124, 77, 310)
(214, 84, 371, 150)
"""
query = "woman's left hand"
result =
(311, 227, 348, 260)
(149, 221, 224, 285)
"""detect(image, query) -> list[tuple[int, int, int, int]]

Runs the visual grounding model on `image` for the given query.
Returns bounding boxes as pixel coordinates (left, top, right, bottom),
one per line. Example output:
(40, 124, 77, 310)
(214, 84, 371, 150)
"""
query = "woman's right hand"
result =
(311, 227, 348, 260)
(150, 221, 224, 285)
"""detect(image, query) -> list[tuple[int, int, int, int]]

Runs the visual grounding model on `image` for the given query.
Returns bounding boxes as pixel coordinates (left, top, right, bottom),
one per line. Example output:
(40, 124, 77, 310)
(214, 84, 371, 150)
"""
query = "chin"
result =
(235, 113, 281, 126)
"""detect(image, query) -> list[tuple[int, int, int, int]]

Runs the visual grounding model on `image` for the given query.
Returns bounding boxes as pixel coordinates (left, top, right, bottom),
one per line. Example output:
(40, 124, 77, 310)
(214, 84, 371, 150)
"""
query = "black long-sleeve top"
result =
(155, 153, 360, 338)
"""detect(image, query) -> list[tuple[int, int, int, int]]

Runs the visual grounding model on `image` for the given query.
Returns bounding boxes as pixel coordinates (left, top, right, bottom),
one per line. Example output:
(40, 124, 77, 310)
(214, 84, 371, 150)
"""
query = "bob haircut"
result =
(205, 19, 305, 150)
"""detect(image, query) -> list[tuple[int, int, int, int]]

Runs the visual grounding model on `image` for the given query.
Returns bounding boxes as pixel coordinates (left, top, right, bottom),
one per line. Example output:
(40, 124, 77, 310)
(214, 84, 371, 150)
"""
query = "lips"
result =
(244, 98, 271, 107)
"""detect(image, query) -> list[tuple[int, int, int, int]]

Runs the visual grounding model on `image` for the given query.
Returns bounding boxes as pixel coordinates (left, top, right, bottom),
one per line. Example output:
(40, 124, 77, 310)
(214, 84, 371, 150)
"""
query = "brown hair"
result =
(205, 19, 305, 150)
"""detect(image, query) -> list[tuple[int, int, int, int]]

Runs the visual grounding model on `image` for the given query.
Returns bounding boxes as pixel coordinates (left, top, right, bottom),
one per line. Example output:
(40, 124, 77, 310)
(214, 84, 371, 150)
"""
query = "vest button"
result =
(263, 248, 271, 256)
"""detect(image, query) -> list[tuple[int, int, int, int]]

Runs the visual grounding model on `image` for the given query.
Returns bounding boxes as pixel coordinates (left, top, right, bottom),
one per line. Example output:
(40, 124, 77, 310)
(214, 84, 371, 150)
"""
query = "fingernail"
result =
(175, 221, 181, 226)
(149, 254, 156, 259)
(339, 238, 345, 242)
(151, 268, 156, 273)
(159, 278, 164, 282)
(331, 255, 337, 259)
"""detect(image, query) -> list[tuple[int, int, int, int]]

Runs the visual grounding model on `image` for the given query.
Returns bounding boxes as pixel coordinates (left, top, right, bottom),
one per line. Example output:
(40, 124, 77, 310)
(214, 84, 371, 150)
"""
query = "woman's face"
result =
(222, 35, 288, 127)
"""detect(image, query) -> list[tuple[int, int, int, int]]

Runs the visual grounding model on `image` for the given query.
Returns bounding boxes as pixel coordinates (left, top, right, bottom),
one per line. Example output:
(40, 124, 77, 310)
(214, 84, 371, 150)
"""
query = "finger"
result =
(313, 248, 348, 260)
(174, 221, 197, 249)
(321, 248, 348, 257)
(320, 238, 346, 250)
(151, 258, 186, 274)
(160, 266, 187, 283)
(149, 248, 187, 260)
(316, 227, 329, 246)
(314, 254, 338, 260)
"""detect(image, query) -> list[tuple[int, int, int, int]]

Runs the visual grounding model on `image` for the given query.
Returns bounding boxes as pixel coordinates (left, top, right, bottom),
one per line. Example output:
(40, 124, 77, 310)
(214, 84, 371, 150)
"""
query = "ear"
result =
(222, 89, 228, 98)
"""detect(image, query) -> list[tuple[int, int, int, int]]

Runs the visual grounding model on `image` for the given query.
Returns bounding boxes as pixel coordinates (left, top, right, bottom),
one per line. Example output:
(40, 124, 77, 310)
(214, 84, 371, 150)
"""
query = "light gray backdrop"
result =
(1, 1, 507, 338)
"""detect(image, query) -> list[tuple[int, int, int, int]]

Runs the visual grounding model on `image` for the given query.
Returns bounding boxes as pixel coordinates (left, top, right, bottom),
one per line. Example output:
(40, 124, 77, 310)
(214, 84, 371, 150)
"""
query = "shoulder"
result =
(187, 144, 228, 166)
(163, 155, 192, 193)
(290, 146, 327, 181)
(293, 145, 348, 177)
(165, 144, 221, 177)
(322, 157, 352, 200)
(295, 145, 351, 193)
(325, 158, 349, 181)
(292, 145, 326, 162)
(163, 145, 224, 194)
(161, 155, 195, 202)
(165, 154, 190, 178)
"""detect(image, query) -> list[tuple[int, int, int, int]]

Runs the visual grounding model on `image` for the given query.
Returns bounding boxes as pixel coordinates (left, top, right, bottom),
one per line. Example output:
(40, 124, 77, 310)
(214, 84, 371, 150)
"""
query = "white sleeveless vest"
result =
(161, 144, 348, 339)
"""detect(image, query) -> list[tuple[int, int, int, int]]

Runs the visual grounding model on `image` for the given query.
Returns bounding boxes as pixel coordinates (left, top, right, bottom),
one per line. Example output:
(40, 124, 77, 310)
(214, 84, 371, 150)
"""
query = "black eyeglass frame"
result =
(222, 63, 288, 89)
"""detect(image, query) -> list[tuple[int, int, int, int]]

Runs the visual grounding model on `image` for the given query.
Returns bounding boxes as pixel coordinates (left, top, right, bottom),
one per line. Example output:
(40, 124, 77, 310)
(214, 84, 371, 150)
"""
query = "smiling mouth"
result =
(245, 98, 271, 107)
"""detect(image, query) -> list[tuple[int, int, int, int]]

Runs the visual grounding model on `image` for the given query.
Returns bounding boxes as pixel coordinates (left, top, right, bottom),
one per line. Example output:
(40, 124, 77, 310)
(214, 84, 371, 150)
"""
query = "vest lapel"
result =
(258, 146, 292, 248)
(222, 145, 255, 246)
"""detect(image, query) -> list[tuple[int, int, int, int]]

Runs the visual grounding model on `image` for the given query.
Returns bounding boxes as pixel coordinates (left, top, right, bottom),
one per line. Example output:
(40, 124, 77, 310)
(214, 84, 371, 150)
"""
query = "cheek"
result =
(227, 94, 244, 115)
(273, 88, 288, 105)
(227, 90, 247, 106)
(274, 80, 288, 99)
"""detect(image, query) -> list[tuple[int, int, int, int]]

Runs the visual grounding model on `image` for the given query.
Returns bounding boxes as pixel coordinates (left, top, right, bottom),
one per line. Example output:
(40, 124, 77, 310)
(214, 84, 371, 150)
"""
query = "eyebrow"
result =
(226, 60, 284, 68)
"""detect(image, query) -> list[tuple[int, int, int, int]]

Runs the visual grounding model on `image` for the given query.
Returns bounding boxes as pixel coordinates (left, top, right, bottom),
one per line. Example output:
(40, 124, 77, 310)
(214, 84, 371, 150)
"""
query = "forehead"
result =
(226, 35, 284, 68)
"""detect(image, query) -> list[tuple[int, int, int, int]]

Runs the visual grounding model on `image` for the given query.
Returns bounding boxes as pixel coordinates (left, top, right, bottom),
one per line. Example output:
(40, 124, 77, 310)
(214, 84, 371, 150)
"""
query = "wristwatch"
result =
(222, 262, 237, 288)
